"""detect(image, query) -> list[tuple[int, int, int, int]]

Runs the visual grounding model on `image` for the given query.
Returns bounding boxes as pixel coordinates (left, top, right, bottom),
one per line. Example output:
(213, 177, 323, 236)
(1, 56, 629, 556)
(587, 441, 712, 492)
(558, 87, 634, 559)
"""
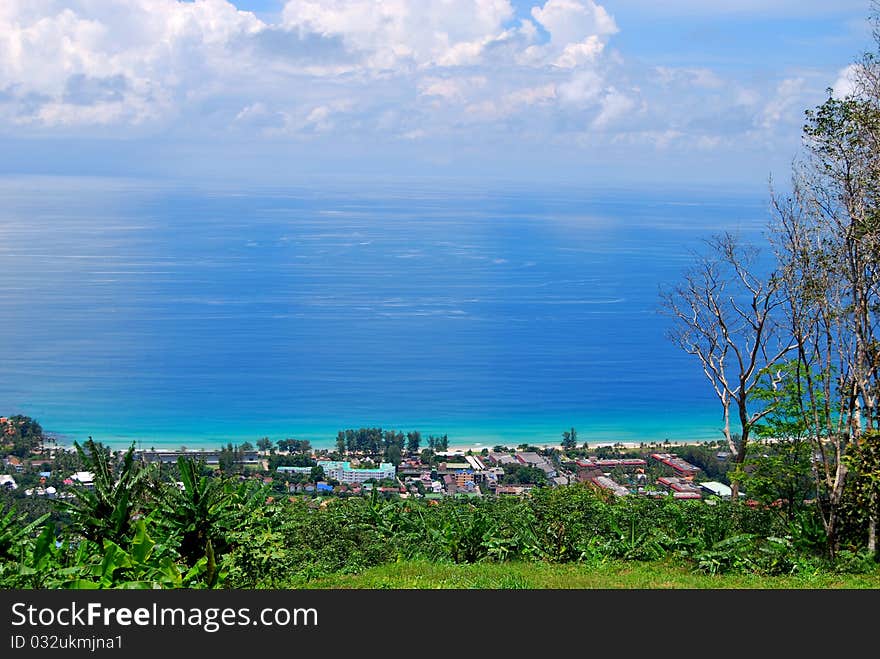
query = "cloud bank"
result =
(0, 0, 865, 181)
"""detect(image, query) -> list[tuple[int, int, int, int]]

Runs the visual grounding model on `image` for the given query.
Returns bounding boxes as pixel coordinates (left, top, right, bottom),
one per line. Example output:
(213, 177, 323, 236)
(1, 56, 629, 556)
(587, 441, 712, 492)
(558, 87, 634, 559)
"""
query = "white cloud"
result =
(0, 0, 628, 133)
(735, 88, 761, 107)
(233, 101, 288, 132)
(526, 0, 618, 69)
(654, 67, 723, 90)
(505, 84, 557, 107)
(759, 77, 806, 129)
(531, 0, 617, 49)
(557, 71, 604, 106)
(553, 36, 605, 69)
(0, 0, 850, 174)
(592, 87, 636, 128)
(282, 0, 516, 68)
(419, 76, 487, 102)
(0, 0, 263, 126)
(832, 63, 859, 98)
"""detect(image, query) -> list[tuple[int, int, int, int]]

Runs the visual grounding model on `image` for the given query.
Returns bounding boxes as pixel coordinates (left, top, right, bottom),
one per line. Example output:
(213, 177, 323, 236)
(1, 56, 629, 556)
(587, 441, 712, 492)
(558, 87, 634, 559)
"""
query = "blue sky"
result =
(0, 1, 873, 187)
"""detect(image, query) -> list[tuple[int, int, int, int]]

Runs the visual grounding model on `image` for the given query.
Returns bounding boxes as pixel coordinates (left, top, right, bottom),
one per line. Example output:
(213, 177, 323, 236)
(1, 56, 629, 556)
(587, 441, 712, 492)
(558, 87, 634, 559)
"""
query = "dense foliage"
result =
(2, 437, 877, 589)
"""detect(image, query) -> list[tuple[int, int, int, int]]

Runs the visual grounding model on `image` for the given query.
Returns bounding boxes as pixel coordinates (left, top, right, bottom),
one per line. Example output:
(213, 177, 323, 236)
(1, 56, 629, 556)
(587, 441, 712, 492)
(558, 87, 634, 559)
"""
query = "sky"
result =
(0, 0, 874, 187)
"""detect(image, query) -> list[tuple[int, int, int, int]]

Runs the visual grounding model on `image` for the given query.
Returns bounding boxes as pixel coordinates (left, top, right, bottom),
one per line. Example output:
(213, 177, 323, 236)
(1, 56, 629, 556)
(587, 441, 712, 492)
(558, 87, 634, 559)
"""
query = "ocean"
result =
(0, 176, 771, 451)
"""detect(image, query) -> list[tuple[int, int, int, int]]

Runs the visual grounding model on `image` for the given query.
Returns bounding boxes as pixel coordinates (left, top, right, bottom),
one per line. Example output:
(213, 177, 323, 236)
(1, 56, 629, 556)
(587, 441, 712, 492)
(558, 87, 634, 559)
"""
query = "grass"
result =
(293, 559, 880, 589)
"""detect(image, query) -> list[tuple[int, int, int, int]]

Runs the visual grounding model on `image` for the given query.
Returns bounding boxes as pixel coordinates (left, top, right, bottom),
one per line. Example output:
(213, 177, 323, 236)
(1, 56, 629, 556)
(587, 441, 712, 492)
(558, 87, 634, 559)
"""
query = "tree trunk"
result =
(730, 443, 747, 503)
(868, 513, 876, 557)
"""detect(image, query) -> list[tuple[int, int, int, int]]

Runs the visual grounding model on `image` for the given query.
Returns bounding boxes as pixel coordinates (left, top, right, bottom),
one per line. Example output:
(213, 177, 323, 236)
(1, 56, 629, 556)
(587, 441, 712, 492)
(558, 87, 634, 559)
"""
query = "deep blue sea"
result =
(0, 176, 771, 450)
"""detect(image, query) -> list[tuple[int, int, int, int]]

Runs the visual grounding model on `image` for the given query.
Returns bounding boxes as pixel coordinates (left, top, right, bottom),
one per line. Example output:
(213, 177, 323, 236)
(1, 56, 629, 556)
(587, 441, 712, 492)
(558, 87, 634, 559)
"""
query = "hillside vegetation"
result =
(2, 439, 878, 589)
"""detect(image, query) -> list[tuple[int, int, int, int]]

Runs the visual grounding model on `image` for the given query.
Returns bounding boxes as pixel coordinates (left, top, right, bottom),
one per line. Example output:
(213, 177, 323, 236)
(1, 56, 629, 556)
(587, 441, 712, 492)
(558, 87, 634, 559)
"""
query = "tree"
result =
(735, 360, 820, 521)
(239, 441, 254, 452)
(661, 232, 794, 499)
(420, 448, 435, 465)
(561, 427, 578, 450)
(843, 432, 880, 557)
(770, 67, 880, 553)
(268, 453, 315, 470)
(385, 444, 403, 467)
(256, 437, 273, 453)
(501, 465, 547, 486)
(383, 430, 404, 455)
(428, 434, 448, 451)
(56, 438, 151, 546)
(406, 431, 421, 454)
(218, 443, 237, 473)
(6, 415, 44, 458)
(151, 457, 262, 585)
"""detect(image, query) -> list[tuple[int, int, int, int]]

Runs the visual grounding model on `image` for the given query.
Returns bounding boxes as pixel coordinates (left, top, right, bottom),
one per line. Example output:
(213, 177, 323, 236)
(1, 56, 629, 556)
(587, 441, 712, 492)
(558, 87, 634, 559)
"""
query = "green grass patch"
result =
(292, 559, 880, 589)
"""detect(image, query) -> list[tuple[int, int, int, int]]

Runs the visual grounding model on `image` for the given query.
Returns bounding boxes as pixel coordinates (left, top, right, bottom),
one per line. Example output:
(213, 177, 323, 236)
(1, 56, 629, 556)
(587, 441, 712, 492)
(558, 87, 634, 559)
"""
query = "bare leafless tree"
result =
(660, 232, 795, 499)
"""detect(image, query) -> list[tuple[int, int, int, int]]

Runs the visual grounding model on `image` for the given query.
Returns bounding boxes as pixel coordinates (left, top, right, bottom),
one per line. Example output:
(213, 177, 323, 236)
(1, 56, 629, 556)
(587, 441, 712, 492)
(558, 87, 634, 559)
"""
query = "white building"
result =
(70, 471, 95, 486)
(700, 481, 736, 499)
(323, 461, 396, 484)
(465, 455, 486, 471)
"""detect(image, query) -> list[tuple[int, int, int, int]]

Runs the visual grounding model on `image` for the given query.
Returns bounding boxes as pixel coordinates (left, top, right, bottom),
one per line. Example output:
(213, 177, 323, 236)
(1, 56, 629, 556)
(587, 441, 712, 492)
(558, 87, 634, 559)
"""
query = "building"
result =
(650, 453, 700, 477)
(0, 474, 17, 490)
(443, 474, 457, 494)
(453, 472, 475, 489)
(321, 461, 396, 484)
(465, 455, 486, 471)
(487, 451, 518, 466)
(576, 458, 647, 469)
(576, 467, 604, 484)
(136, 449, 260, 465)
(514, 452, 557, 478)
(398, 464, 431, 478)
(700, 481, 735, 499)
(494, 484, 534, 495)
(276, 466, 314, 475)
(440, 462, 473, 473)
(24, 486, 57, 498)
(591, 476, 630, 497)
(3, 456, 23, 472)
(657, 476, 702, 497)
(69, 471, 95, 487)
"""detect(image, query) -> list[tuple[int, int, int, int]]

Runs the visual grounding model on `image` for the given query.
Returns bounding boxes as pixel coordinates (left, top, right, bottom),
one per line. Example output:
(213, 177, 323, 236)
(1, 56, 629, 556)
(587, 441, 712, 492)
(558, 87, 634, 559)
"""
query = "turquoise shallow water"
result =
(0, 176, 768, 450)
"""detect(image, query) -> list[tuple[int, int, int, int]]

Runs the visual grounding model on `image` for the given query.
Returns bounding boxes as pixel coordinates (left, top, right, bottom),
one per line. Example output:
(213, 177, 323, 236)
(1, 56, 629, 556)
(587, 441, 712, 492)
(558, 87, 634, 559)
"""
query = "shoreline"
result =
(45, 429, 723, 451)
(37, 416, 724, 454)
(431, 438, 720, 454)
(62, 437, 721, 454)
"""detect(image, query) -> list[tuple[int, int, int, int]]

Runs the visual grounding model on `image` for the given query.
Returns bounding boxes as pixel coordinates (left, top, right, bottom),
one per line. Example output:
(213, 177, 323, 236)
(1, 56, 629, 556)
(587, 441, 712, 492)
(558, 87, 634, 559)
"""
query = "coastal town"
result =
(1, 415, 738, 506)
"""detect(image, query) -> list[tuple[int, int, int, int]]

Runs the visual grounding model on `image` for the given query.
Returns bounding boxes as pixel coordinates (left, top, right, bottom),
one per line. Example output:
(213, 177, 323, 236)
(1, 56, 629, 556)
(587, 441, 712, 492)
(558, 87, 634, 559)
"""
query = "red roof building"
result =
(650, 453, 700, 477)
